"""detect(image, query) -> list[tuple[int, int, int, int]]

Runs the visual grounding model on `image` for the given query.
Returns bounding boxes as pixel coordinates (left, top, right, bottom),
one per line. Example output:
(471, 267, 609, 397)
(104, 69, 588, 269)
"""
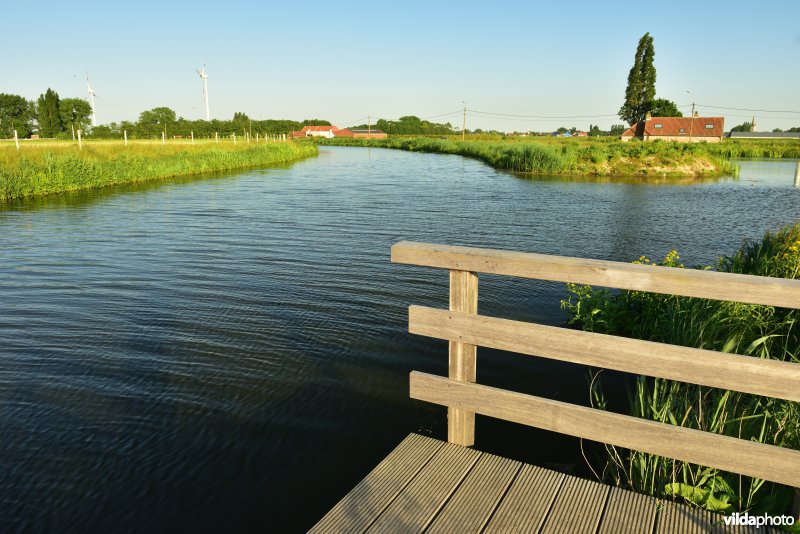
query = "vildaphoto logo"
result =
(722, 512, 796, 528)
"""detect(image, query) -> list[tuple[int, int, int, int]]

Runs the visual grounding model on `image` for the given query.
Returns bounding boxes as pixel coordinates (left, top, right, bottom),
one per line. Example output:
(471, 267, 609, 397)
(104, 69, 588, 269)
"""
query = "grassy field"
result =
(0, 139, 317, 202)
(562, 223, 800, 515)
(319, 136, 798, 178)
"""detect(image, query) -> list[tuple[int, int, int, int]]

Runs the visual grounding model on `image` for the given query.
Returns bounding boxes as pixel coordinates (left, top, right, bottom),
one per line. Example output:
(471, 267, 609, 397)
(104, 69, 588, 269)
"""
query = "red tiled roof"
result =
(622, 117, 724, 138)
(334, 129, 354, 137)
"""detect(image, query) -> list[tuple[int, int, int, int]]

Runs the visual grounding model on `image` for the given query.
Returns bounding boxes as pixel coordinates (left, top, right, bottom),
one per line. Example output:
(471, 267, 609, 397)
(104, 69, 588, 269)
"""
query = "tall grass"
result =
(318, 136, 738, 177)
(0, 140, 317, 202)
(561, 224, 800, 515)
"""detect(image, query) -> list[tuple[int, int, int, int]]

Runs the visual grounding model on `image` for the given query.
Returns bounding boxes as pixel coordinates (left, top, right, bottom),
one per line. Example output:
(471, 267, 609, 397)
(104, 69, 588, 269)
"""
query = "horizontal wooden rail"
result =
(392, 241, 800, 308)
(409, 306, 800, 402)
(410, 372, 800, 487)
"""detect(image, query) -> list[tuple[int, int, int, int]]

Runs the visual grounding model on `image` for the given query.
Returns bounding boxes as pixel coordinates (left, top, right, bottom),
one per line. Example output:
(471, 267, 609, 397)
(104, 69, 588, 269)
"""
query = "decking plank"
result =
(308, 434, 443, 533)
(483, 465, 565, 533)
(425, 452, 521, 533)
(655, 501, 782, 534)
(540, 474, 610, 534)
(366, 441, 480, 532)
(598, 486, 658, 533)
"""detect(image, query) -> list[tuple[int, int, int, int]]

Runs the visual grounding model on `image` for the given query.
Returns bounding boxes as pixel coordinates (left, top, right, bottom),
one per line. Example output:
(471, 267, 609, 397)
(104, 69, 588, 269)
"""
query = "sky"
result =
(4, 0, 800, 132)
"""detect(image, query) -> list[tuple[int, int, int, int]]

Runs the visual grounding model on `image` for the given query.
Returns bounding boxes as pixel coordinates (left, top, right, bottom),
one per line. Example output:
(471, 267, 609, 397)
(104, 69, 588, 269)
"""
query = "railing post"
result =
(448, 269, 478, 446)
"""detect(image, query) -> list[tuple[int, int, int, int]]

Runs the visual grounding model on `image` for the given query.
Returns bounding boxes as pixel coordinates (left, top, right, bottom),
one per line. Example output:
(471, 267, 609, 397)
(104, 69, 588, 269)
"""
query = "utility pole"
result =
(368, 115, 371, 139)
(687, 90, 695, 142)
(462, 101, 467, 141)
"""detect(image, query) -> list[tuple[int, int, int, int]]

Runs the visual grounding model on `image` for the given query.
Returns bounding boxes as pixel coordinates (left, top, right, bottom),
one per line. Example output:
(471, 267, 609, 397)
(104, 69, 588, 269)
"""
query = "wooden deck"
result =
(310, 434, 779, 534)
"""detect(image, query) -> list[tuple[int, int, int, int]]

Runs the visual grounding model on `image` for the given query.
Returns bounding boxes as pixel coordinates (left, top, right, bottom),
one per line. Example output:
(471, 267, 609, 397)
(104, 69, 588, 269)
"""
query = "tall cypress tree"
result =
(619, 33, 656, 126)
(37, 88, 63, 137)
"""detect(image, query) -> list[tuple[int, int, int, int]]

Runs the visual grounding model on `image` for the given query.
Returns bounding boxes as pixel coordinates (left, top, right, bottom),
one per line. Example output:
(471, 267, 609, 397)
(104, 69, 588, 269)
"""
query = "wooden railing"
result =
(391, 241, 800, 505)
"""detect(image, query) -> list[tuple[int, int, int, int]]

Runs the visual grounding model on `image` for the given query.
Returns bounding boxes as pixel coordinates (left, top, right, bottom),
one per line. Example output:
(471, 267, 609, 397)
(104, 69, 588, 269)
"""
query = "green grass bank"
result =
(318, 136, 743, 178)
(561, 223, 800, 516)
(0, 140, 318, 202)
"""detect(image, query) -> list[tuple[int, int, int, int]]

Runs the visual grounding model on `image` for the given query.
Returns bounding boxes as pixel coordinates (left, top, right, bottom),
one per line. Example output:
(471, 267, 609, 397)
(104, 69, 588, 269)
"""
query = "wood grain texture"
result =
(598, 487, 658, 534)
(409, 306, 800, 402)
(366, 440, 480, 532)
(447, 270, 478, 447)
(409, 372, 800, 487)
(391, 241, 800, 309)
(425, 453, 520, 533)
(308, 434, 443, 533)
(483, 465, 565, 534)
(541, 475, 610, 534)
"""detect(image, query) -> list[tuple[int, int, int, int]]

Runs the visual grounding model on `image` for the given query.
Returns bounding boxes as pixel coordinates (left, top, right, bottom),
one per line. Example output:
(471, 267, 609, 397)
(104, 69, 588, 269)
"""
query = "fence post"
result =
(77, 129, 82, 150)
(13, 129, 19, 151)
(448, 270, 478, 446)
(124, 130, 128, 146)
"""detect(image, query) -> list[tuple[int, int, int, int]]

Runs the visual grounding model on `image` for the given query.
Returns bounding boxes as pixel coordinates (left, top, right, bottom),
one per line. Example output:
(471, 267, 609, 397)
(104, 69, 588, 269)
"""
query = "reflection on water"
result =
(0, 148, 799, 532)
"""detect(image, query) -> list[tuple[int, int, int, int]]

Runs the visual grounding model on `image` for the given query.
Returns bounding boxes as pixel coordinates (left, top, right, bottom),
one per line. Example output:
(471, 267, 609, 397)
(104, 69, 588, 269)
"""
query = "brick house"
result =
(621, 114, 725, 143)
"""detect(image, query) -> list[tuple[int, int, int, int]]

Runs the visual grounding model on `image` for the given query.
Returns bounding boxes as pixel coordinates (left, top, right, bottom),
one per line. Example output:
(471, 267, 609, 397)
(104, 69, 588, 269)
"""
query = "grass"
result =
(318, 136, 742, 178)
(561, 223, 800, 516)
(0, 139, 318, 202)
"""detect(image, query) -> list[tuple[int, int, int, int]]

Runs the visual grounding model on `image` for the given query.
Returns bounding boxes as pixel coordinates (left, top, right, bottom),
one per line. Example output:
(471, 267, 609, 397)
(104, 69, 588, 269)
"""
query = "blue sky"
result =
(5, 1, 800, 132)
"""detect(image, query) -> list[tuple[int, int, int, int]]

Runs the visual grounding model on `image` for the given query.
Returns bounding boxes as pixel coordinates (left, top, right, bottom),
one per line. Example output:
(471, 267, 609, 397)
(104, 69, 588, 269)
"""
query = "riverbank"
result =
(0, 140, 318, 202)
(317, 136, 740, 178)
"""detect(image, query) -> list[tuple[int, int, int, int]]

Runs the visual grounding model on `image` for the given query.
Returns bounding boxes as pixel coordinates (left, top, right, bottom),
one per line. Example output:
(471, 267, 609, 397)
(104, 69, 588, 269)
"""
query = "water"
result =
(1, 148, 798, 532)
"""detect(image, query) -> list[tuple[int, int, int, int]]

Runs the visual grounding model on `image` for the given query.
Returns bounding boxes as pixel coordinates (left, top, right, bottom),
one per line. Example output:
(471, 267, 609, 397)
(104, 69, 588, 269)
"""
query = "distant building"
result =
(289, 125, 339, 139)
(621, 114, 725, 143)
(728, 131, 800, 139)
(350, 129, 387, 139)
(288, 125, 388, 139)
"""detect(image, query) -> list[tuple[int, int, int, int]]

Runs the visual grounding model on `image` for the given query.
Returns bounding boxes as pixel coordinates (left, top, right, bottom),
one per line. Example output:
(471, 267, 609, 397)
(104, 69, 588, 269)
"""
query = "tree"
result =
(37, 88, 63, 137)
(0, 93, 34, 138)
(610, 124, 627, 136)
(588, 124, 602, 136)
(59, 98, 93, 135)
(619, 33, 656, 126)
(730, 122, 753, 133)
(648, 98, 682, 117)
(137, 107, 177, 137)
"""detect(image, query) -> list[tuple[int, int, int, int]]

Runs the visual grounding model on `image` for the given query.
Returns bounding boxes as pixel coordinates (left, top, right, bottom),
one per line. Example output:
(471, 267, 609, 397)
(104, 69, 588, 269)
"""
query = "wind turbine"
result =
(196, 62, 210, 120)
(86, 73, 97, 126)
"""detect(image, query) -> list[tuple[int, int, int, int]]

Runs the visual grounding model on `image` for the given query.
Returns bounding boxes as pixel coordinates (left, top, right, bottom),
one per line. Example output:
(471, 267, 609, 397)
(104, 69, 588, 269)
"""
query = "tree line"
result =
(1, 89, 92, 138)
(0, 88, 333, 140)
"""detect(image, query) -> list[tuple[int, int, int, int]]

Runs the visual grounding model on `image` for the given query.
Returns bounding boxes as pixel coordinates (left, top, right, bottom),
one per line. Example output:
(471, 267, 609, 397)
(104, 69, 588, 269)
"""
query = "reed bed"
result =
(562, 223, 800, 515)
(0, 140, 317, 202)
(318, 137, 739, 177)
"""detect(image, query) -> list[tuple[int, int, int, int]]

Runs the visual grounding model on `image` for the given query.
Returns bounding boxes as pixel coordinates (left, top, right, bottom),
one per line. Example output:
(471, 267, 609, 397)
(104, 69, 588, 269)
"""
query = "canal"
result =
(1, 147, 798, 532)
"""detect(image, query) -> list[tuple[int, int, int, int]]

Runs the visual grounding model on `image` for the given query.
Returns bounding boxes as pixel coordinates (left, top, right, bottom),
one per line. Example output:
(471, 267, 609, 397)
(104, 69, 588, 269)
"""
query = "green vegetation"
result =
(618, 34, 682, 125)
(561, 223, 800, 515)
(347, 115, 456, 136)
(0, 140, 316, 202)
(708, 139, 800, 159)
(318, 136, 738, 177)
(619, 33, 657, 125)
(649, 98, 683, 117)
